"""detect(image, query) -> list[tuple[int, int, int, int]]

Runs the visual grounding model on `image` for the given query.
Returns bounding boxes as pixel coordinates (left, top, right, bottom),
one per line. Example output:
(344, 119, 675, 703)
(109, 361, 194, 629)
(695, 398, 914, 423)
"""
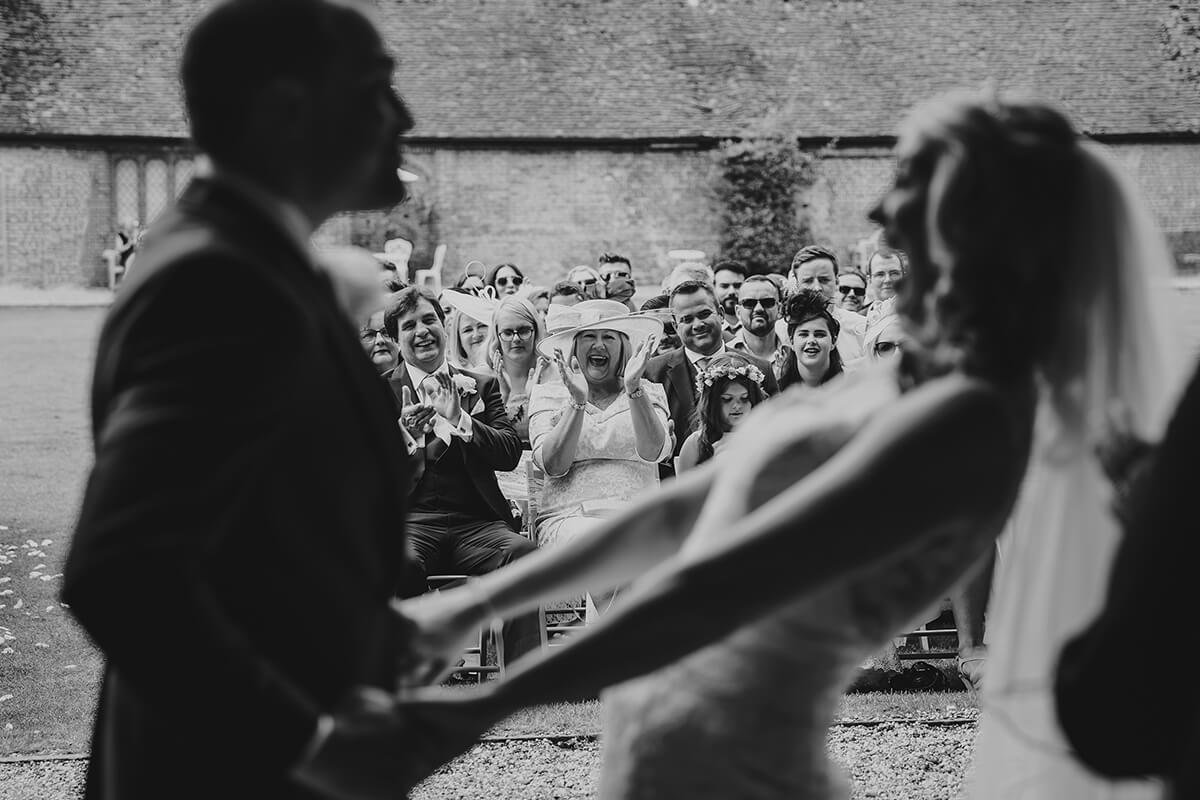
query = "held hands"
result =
(554, 349, 589, 407)
(421, 373, 462, 422)
(623, 334, 657, 395)
(293, 686, 497, 800)
(1094, 402, 1155, 528)
(400, 386, 436, 436)
(392, 592, 486, 688)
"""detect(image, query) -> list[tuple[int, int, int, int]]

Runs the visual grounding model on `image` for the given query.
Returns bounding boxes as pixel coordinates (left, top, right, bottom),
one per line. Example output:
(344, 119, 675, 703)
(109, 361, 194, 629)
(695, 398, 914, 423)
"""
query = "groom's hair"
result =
(181, 0, 373, 171)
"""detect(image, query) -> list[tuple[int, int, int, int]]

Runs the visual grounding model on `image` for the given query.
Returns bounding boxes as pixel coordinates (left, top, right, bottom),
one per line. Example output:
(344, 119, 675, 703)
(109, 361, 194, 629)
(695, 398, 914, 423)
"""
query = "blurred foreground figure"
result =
(60, 1, 435, 798)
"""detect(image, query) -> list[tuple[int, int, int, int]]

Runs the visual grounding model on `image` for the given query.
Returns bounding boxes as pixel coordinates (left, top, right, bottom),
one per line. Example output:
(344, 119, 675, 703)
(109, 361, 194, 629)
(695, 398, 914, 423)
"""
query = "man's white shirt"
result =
(403, 360, 474, 452)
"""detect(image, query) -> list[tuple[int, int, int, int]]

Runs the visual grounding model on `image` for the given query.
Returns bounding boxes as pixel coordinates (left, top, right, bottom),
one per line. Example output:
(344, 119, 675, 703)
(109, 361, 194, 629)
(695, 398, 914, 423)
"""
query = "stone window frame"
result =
(109, 148, 198, 231)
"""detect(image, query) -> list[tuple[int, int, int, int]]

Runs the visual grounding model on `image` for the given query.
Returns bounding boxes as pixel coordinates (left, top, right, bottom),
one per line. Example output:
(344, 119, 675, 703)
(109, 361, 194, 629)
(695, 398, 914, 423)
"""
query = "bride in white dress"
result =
(393, 91, 1184, 799)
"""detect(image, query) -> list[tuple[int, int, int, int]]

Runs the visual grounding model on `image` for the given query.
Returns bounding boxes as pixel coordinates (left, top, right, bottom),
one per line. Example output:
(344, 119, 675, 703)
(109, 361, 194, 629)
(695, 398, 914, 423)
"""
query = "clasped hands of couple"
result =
(294, 595, 510, 800)
(298, 336, 662, 799)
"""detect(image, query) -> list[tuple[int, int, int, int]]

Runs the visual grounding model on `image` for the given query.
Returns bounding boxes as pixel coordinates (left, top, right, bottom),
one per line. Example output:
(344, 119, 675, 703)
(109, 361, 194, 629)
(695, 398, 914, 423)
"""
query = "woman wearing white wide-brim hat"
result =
(527, 300, 671, 616)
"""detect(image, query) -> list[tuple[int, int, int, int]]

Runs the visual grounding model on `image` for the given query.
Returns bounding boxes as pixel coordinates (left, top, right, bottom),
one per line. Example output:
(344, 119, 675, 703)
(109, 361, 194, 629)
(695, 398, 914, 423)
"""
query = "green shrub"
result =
(714, 110, 818, 276)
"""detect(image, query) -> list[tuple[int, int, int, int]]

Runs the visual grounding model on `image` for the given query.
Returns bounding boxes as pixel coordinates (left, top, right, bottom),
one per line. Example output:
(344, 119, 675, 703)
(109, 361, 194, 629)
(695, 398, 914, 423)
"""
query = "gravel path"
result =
(0, 722, 977, 800)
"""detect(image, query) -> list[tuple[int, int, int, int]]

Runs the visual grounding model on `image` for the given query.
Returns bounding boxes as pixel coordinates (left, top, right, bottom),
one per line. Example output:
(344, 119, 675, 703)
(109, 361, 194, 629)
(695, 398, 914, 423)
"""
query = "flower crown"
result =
(696, 361, 765, 394)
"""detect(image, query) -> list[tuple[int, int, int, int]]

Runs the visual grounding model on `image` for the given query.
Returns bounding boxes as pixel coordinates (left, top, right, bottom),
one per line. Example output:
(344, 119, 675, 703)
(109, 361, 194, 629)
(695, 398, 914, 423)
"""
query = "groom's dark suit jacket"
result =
(1055, 362, 1200, 792)
(644, 346, 780, 460)
(385, 364, 521, 529)
(61, 178, 412, 800)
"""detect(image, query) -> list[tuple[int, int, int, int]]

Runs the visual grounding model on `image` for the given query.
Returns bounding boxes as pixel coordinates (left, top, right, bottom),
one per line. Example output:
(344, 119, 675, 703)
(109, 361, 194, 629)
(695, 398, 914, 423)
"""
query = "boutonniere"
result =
(451, 374, 477, 396)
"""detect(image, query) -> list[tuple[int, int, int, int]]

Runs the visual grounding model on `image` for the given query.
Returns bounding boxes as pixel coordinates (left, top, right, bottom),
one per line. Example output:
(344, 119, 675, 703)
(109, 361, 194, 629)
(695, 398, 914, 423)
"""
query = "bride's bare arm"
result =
(393, 459, 718, 675)
(484, 377, 1025, 709)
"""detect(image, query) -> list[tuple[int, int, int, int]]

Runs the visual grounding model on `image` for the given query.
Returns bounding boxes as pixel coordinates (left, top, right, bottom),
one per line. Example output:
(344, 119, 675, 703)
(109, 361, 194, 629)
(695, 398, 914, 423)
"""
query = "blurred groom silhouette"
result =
(61, 1, 434, 798)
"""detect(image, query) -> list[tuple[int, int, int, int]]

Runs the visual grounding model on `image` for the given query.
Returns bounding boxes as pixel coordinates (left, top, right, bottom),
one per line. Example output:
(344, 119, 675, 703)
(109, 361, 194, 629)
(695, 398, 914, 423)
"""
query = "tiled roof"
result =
(2, 0, 1198, 141)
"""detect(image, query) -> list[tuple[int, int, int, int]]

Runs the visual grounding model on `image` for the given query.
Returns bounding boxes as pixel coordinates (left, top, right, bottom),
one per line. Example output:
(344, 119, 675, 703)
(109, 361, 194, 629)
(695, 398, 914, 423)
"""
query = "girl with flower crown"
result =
(676, 353, 767, 473)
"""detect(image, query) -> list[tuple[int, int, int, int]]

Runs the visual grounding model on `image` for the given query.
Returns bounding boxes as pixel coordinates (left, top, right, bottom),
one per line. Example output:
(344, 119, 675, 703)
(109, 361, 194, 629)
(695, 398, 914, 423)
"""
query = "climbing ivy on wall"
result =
(714, 110, 817, 276)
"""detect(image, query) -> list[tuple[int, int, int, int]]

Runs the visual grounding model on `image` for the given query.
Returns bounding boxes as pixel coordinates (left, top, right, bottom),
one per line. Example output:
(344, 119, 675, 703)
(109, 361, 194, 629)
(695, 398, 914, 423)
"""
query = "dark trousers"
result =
(401, 510, 542, 663)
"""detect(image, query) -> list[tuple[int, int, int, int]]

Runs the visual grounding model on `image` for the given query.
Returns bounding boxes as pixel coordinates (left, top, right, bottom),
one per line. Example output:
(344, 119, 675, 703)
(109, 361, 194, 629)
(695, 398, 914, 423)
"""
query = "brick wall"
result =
(0, 145, 109, 288)
(3, 139, 1200, 289)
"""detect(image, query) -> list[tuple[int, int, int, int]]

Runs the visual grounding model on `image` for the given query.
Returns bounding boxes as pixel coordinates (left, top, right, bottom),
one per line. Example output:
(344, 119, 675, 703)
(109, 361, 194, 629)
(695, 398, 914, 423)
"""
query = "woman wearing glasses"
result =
(862, 297, 905, 362)
(483, 295, 550, 526)
(487, 262, 526, 297)
(485, 295, 549, 441)
(778, 289, 846, 391)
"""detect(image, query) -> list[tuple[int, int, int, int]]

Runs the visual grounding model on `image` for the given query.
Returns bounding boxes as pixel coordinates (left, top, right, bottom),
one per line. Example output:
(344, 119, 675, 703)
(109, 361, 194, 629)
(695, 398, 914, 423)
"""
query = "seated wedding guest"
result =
(454, 271, 488, 296)
(567, 264, 606, 300)
(486, 296, 550, 518)
(837, 268, 869, 316)
(442, 289, 496, 371)
(676, 353, 767, 474)
(523, 285, 552, 317)
(385, 286, 542, 663)
(359, 304, 401, 376)
(663, 261, 714, 293)
(645, 280, 778, 477)
(598, 252, 638, 311)
(862, 250, 907, 321)
(711, 259, 748, 336)
(859, 296, 904, 364)
(550, 280, 585, 308)
(639, 293, 681, 357)
(1054, 364, 1200, 795)
(486, 296, 549, 437)
(728, 275, 789, 382)
(778, 289, 845, 391)
(528, 300, 669, 614)
(782, 245, 866, 363)
(487, 262, 525, 297)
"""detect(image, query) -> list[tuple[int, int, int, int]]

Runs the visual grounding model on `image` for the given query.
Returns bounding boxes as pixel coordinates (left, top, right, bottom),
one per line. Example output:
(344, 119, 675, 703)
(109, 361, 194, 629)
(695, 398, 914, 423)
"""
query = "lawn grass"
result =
(0, 308, 105, 756)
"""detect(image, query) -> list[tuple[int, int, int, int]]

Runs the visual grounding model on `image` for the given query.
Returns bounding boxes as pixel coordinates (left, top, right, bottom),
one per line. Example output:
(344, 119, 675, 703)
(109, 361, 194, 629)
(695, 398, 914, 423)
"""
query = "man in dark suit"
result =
(384, 286, 543, 663)
(61, 2, 429, 798)
(644, 280, 779, 476)
(1055, 365, 1200, 795)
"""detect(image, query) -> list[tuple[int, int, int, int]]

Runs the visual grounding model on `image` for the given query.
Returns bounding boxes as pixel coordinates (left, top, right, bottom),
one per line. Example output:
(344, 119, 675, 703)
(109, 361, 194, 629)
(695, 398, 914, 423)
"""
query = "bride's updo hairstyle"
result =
(881, 90, 1182, 445)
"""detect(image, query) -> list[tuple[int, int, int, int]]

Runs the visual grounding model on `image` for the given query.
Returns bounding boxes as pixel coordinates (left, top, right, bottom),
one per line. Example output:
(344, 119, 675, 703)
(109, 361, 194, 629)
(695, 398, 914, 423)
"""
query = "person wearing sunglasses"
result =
(567, 264, 607, 301)
(598, 252, 638, 311)
(487, 262, 525, 297)
(727, 275, 789, 382)
(836, 268, 869, 314)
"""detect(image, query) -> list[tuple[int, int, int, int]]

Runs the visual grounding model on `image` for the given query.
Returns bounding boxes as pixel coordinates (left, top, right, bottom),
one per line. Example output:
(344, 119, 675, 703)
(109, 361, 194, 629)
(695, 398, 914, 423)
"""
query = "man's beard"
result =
(747, 315, 773, 335)
(720, 296, 738, 314)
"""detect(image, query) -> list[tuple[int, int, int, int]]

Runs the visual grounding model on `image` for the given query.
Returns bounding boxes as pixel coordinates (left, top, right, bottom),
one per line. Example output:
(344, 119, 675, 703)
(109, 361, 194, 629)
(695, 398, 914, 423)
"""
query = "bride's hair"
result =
(893, 90, 1184, 447)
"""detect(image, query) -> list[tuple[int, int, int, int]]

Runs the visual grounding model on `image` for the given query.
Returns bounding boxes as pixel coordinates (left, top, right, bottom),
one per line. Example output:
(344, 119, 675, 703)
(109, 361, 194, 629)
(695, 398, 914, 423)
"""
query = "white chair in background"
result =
(414, 243, 446, 292)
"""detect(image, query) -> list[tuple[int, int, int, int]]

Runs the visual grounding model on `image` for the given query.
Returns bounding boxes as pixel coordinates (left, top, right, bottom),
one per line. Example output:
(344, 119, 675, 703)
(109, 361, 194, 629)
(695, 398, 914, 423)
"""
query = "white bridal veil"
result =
(969, 142, 1192, 797)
